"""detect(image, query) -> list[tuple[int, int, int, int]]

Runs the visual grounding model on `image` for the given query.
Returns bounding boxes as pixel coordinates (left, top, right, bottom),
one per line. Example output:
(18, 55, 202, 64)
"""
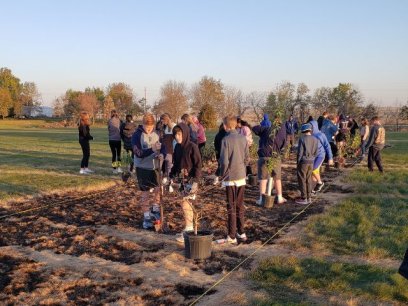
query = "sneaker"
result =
(295, 198, 309, 205)
(276, 197, 287, 205)
(117, 167, 123, 173)
(236, 233, 247, 242)
(79, 169, 88, 175)
(175, 233, 185, 243)
(213, 177, 219, 185)
(307, 198, 312, 204)
(313, 182, 325, 193)
(142, 212, 153, 229)
(112, 169, 118, 174)
(256, 198, 263, 206)
(84, 168, 94, 173)
(215, 236, 238, 245)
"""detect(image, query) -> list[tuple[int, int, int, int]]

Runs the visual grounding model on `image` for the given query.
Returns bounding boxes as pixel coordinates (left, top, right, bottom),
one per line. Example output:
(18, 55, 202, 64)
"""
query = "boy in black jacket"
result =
(296, 123, 318, 205)
(170, 123, 202, 242)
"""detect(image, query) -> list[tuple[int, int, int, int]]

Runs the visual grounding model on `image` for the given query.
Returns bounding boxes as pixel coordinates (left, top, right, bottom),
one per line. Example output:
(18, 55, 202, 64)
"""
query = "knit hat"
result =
(301, 123, 312, 133)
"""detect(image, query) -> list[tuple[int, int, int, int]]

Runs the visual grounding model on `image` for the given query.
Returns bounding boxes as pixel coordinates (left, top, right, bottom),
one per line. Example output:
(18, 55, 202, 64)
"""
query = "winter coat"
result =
(310, 120, 333, 160)
(120, 121, 137, 150)
(252, 124, 286, 158)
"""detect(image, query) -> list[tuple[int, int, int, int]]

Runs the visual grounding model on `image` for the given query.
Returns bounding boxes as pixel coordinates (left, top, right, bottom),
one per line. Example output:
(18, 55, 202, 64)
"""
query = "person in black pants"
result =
(78, 112, 94, 174)
(108, 110, 123, 173)
(120, 114, 137, 172)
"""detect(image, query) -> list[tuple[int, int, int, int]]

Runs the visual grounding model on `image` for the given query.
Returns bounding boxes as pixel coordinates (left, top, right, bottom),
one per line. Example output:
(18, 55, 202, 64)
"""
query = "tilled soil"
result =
(0, 161, 348, 305)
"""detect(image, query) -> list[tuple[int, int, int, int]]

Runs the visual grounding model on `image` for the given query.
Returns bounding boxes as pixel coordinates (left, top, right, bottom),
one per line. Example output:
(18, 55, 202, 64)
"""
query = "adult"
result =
(253, 118, 287, 205)
(359, 118, 370, 158)
(78, 112, 94, 174)
(317, 112, 328, 130)
(321, 114, 339, 158)
(120, 114, 137, 172)
(309, 120, 334, 193)
(284, 114, 298, 148)
(260, 114, 272, 127)
(365, 116, 385, 173)
(108, 110, 123, 173)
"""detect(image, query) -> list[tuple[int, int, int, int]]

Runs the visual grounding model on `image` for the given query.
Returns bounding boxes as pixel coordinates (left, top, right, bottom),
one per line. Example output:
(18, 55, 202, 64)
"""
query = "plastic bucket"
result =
(262, 194, 274, 209)
(184, 231, 213, 260)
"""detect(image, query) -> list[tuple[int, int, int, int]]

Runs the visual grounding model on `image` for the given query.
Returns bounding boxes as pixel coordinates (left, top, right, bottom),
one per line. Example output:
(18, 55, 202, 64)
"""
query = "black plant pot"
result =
(183, 230, 213, 260)
(262, 194, 274, 209)
(248, 174, 258, 186)
(122, 172, 131, 183)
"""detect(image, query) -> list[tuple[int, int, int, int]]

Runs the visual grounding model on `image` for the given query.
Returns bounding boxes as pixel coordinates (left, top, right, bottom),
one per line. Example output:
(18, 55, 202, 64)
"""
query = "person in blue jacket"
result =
(285, 114, 298, 149)
(309, 120, 334, 193)
(260, 114, 272, 127)
(321, 114, 339, 157)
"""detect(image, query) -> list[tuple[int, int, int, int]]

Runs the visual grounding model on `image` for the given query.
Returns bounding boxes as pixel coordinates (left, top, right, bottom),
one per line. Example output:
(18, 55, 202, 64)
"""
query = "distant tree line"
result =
(0, 68, 42, 118)
(2, 67, 407, 126)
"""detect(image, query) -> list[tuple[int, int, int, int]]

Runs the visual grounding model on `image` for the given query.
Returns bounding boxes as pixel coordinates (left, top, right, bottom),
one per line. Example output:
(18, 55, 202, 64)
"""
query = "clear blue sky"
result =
(2, 0, 407, 107)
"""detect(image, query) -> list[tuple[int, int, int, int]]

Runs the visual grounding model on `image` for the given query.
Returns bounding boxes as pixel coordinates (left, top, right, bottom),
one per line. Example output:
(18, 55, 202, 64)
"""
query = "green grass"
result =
(249, 132, 408, 304)
(0, 119, 118, 202)
(251, 257, 408, 305)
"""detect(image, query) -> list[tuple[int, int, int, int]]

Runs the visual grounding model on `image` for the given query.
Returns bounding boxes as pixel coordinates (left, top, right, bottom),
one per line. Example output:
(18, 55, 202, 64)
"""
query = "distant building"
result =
(23, 106, 53, 118)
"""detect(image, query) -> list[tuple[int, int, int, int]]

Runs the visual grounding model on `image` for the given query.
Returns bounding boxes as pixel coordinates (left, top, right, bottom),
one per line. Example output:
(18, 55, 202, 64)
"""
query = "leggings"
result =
(109, 140, 122, 168)
(79, 139, 90, 168)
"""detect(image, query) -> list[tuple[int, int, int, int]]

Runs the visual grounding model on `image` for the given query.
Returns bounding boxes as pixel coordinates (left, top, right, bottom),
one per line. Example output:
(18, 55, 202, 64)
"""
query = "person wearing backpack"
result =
(365, 116, 385, 173)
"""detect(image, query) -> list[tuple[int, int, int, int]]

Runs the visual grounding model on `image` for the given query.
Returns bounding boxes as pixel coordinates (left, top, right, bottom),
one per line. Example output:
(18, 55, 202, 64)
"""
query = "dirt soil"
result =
(0, 159, 349, 305)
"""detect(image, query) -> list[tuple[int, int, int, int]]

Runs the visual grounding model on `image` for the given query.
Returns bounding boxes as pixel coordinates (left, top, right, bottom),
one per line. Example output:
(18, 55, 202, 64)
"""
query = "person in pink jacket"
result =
(192, 116, 207, 158)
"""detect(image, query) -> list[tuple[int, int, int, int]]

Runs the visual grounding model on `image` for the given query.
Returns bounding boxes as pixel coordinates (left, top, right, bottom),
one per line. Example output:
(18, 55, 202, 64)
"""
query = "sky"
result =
(1, 0, 407, 107)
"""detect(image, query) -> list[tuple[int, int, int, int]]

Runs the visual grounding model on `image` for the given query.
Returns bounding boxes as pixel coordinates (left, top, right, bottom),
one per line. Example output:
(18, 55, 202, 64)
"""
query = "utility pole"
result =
(144, 87, 147, 113)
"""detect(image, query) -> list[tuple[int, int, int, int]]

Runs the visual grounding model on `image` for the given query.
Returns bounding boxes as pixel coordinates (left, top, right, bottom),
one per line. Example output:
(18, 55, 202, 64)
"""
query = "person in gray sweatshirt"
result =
(108, 110, 123, 173)
(296, 123, 318, 205)
(219, 115, 249, 244)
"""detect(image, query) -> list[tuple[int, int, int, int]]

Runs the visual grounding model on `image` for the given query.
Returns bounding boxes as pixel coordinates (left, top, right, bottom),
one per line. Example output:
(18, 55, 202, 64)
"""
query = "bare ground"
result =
(0, 161, 362, 305)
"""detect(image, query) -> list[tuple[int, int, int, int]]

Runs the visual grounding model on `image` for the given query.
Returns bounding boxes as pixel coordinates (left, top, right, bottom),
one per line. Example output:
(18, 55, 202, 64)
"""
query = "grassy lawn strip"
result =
(250, 256, 408, 305)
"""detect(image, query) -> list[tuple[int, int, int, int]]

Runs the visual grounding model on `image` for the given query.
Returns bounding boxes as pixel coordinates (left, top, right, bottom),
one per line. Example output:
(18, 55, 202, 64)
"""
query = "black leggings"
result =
(79, 139, 90, 168)
(109, 140, 122, 167)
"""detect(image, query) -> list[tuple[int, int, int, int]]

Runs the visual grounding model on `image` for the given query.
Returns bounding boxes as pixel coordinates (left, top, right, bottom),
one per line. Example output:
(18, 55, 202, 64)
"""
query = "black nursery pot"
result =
(262, 194, 274, 209)
(121, 172, 131, 183)
(248, 174, 258, 186)
(183, 230, 213, 260)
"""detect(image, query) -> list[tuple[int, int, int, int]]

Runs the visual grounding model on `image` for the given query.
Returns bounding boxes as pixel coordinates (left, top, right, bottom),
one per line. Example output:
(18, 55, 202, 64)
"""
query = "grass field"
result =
(250, 131, 408, 304)
(0, 119, 218, 203)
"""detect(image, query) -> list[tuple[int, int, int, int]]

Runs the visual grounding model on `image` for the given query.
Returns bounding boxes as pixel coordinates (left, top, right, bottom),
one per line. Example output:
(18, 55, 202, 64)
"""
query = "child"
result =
(309, 120, 333, 194)
(169, 123, 202, 242)
(120, 114, 136, 172)
(78, 112, 94, 174)
(296, 123, 318, 204)
(181, 113, 198, 144)
(132, 113, 166, 229)
(108, 110, 123, 173)
(219, 116, 249, 244)
(365, 116, 385, 173)
(252, 117, 287, 205)
(158, 113, 176, 177)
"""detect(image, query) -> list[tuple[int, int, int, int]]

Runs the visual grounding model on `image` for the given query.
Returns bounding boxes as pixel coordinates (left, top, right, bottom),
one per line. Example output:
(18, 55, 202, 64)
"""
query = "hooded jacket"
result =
(170, 123, 202, 181)
(131, 125, 166, 170)
(260, 114, 272, 127)
(285, 119, 298, 135)
(310, 120, 333, 160)
(220, 129, 249, 181)
(252, 124, 287, 158)
(120, 121, 137, 150)
(321, 118, 338, 143)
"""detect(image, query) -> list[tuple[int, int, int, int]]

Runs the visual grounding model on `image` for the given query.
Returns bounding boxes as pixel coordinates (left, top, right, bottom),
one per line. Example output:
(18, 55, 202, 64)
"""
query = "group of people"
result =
(77, 109, 386, 245)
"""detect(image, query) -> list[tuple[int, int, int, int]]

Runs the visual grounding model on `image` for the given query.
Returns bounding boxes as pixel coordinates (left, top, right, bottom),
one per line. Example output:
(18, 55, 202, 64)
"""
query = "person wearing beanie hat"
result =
(296, 123, 318, 205)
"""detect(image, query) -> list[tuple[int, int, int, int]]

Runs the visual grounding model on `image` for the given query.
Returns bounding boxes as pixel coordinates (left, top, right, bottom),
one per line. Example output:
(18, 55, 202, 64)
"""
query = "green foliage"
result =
(331, 83, 363, 115)
(251, 256, 408, 303)
(399, 104, 408, 120)
(191, 76, 225, 114)
(0, 88, 12, 118)
(198, 103, 217, 128)
(361, 103, 378, 119)
(201, 144, 216, 165)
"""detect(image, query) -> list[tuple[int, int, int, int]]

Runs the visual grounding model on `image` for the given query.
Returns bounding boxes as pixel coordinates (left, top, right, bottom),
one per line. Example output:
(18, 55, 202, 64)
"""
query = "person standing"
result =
(285, 114, 298, 149)
(365, 116, 385, 173)
(214, 123, 227, 181)
(296, 123, 318, 204)
(253, 117, 287, 205)
(132, 113, 165, 229)
(317, 112, 328, 130)
(158, 113, 176, 177)
(321, 114, 339, 158)
(120, 114, 137, 172)
(78, 112, 94, 174)
(220, 116, 249, 244)
(192, 116, 207, 159)
(358, 118, 370, 159)
(237, 118, 253, 175)
(108, 110, 123, 173)
(181, 114, 198, 144)
(169, 123, 202, 242)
